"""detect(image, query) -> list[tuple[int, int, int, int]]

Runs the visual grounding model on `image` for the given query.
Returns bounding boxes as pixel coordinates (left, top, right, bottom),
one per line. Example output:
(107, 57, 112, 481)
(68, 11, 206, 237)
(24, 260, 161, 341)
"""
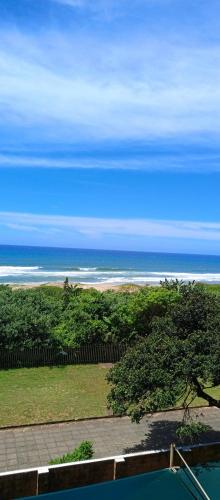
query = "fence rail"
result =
(0, 344, 126, 369)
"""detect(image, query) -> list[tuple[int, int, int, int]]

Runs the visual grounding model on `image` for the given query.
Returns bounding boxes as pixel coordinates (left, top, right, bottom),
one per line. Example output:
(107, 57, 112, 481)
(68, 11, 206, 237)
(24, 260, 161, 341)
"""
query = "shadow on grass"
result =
(123, 419, 220, 454)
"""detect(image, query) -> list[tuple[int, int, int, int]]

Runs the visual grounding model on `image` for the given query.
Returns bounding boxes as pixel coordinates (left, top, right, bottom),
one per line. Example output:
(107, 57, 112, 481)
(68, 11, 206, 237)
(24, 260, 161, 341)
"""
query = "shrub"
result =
(49, 440, 93, 465)
(176, 421, 210, 443)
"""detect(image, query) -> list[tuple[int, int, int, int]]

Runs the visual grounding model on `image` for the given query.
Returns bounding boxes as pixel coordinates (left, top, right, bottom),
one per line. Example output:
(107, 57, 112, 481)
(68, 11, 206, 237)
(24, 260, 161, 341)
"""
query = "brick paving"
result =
(0, 407, 219, 472)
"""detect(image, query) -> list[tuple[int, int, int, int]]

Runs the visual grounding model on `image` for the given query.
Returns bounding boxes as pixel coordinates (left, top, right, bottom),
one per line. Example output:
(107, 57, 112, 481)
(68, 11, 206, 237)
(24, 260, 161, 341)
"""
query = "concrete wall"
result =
(175, 441, 220, 468)
(40, 458, 115, 494)
(0, 441, 220, 499)
(114, 449, 170, 479)
(0, 469, 38, 500)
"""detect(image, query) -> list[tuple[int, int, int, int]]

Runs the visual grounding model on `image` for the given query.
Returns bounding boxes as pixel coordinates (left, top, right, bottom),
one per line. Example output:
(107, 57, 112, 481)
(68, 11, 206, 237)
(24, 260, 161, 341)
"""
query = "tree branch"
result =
(192, 378, 220, 408)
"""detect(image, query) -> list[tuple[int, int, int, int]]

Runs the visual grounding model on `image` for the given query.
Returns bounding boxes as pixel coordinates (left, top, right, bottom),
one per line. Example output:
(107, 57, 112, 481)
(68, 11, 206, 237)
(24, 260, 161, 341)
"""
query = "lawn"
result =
(0, 365, 109, 427)
(0, 365, 219, 427)
(187, 384, 220, 408)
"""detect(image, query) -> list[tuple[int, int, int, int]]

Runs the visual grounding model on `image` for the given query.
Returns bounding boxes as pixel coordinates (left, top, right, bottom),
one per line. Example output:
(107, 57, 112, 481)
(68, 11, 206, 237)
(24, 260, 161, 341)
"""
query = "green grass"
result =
(174, 384, 220, 410)
(0, 365, 219, 427)
(188, 385, 220, 407)
(203, 284, 220, 294)
(0, 365, 109, 427)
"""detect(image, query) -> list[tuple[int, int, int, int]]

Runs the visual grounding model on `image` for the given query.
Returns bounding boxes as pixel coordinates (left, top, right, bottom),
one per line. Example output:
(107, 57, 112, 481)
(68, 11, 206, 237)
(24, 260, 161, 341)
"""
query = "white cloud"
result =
(0, 154, 137, 170)
(6, 223, 41, 232)
(0, 3, 220, 173)
(1, 26, 220, 146)
(1, 151, 220, 171)
(2, 211, 220, 242)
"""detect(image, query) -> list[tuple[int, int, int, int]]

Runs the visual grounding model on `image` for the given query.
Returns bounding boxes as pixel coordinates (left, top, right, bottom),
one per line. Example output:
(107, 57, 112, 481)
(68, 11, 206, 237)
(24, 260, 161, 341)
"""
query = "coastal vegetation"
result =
(49, 441, 94, 465)
(107, 280, 220, 432)
(0, 281, 179, 349)
(0, 279, 220, 429)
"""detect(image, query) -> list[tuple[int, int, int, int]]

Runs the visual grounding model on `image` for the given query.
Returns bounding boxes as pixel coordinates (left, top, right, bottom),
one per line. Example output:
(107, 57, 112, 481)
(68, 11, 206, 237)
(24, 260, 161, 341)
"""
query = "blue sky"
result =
(1, 0, 220, 253)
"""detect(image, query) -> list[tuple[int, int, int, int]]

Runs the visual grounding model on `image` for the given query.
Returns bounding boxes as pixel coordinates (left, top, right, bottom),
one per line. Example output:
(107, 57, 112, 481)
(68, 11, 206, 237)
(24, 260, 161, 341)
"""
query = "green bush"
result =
(176, 421, 210, 443)
(1, 280, 219, 353)
(49, 440, 93, 465)
(0, 281, 180, 349)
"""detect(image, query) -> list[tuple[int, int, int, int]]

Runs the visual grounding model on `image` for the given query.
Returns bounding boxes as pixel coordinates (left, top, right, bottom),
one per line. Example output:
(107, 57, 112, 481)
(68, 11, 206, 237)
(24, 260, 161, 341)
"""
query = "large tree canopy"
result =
(107, 283, 220, 421)
(52, 286, 178, 347)
(0, 285, 62, 349)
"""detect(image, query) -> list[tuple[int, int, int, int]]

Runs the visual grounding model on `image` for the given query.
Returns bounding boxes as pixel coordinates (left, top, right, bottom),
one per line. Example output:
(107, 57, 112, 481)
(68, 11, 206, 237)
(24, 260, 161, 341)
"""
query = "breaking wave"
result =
(0, 266, 41, 276)
(1, 266, 220, 284)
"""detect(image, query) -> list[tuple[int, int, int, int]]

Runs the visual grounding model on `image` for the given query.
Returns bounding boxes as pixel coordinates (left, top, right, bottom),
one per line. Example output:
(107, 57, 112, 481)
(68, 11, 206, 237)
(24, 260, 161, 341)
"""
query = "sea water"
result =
(1, 245, 220, 285)
(0, 245, 220, 285)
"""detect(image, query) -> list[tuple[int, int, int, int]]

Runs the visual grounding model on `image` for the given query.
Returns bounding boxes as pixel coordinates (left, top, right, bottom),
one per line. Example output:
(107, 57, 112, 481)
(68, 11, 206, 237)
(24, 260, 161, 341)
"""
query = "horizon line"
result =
(0, 242, 220, 259)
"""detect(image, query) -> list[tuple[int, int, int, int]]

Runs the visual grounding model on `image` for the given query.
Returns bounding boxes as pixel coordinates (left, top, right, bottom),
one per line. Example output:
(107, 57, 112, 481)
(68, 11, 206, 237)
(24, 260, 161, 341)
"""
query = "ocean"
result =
(1, 245, 220, 285)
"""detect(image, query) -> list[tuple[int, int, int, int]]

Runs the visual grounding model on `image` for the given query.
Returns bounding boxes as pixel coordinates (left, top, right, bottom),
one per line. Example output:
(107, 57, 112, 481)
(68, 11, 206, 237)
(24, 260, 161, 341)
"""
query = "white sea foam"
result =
(146, 271, 220, 282)
(0, 267, 129, 277)
(0, 266, 40, 276)
(78, 267, 97, 271)
(96, 272, 220, 284)
(1, 266, 220, 284)
(67, 271, 220, 284)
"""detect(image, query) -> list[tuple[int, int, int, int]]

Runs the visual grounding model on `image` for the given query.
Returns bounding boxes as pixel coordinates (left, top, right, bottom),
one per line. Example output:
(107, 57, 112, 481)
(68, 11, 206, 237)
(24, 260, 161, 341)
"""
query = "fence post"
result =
(169, 443, 175, 469)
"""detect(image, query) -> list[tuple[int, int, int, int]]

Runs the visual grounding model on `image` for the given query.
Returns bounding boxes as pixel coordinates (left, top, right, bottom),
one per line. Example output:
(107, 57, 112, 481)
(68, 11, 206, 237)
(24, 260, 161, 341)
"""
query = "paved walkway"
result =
(0, 407, 219, 473)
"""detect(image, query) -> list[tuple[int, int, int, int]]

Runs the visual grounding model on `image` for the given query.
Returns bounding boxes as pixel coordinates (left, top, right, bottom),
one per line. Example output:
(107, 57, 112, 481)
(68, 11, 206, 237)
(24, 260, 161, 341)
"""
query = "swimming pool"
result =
(20, 461, 220, 499)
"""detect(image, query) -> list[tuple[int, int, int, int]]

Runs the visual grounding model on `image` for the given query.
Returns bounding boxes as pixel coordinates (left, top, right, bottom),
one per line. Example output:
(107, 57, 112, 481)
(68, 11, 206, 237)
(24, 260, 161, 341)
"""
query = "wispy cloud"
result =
(1, 25, 220, 144)
(6, 223, 41, 232)
(0, 1, 220, 172)
(2, 211, 220, 242)
(1, 150, 220, 171)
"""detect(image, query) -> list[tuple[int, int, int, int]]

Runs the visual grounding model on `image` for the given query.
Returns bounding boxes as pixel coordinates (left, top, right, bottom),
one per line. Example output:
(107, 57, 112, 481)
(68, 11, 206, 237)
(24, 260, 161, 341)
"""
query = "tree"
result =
(53, 287, 179, 347)
(107, 284, 220, 424)
(63, 277, 73, 308)
(0, 286, 62, 349)
(53, 288, 112, 346)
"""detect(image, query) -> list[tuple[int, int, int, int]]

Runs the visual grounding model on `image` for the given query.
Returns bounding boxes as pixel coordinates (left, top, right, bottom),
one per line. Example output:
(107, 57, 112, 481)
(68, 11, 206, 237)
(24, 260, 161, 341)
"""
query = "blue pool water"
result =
(21, 462, 220, 499)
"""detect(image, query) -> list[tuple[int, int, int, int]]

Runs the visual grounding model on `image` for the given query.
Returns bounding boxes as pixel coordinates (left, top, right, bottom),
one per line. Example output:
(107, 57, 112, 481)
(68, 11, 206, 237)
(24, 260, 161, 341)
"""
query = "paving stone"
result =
(0, 408, 219, 472)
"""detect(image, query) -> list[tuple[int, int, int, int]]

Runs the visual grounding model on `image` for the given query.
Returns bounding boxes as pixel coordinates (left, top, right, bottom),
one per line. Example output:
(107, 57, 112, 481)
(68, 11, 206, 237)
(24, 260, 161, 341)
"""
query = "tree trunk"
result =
(193, 378, 220, 408)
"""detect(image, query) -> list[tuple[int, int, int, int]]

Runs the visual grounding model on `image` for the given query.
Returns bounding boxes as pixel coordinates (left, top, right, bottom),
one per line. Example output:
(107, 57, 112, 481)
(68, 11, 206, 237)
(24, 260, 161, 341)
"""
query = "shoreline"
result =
(0, 280, 220, 292)
(4, 281, 220, 292)
(3, 280, 220, 292)
(9, 281, 146, 292)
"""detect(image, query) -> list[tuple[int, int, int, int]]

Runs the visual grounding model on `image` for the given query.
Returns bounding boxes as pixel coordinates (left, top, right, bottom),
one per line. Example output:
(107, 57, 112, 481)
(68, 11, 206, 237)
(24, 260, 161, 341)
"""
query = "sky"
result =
(1, 0, 220, 253)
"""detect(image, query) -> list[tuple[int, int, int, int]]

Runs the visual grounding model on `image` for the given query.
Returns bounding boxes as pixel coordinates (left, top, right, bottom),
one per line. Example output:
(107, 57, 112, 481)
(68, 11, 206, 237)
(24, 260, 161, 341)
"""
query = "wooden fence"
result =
(0, 344, 126, 369)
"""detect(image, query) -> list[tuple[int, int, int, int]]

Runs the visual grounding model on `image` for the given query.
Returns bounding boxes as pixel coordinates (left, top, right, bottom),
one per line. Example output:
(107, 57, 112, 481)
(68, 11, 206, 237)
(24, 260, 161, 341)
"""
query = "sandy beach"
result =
(10, 281, 144, 292)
